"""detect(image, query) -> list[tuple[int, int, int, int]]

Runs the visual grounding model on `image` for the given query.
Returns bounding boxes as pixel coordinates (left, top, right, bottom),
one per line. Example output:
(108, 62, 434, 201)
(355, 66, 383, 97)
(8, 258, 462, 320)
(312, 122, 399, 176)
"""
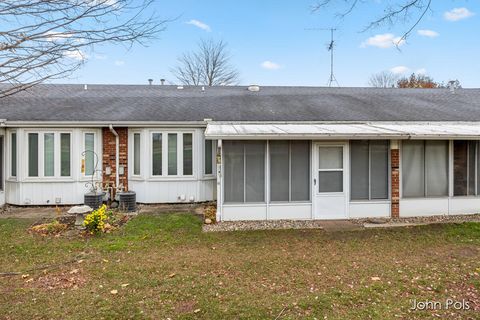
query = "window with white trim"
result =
(204, 139, 214, 175)
(27, 132, 72, 178)
(11, 132, 16, 177)
(84, 133, 95, 176)
(151, 132, 194, 177)
(133, 133, 141, 175)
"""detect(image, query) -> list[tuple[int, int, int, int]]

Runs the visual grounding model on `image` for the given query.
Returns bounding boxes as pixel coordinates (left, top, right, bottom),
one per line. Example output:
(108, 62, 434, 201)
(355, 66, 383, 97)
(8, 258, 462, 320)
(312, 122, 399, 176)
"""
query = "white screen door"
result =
(314, 143, 348, 219)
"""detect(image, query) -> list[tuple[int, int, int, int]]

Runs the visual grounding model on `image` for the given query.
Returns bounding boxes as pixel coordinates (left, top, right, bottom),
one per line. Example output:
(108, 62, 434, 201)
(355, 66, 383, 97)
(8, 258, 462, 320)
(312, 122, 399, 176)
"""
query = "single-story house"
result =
(1, 84, 480, 221)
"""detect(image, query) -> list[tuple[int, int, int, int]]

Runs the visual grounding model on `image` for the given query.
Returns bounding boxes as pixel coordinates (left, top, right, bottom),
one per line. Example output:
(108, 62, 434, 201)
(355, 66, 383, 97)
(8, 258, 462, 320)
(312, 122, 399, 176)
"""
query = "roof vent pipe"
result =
(247, 85, 260, 92)
(148, 79, 153, 85)
(447, 80, 461, 94)
(160, 79, 165, 85)
(84, 84, 88, 91)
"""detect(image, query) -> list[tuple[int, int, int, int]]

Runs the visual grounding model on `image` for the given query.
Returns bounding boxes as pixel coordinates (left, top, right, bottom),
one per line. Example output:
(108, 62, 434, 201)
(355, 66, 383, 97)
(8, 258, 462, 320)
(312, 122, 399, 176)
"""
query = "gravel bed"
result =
(203, 220, 325, 232)
(351, 213, 480, 225)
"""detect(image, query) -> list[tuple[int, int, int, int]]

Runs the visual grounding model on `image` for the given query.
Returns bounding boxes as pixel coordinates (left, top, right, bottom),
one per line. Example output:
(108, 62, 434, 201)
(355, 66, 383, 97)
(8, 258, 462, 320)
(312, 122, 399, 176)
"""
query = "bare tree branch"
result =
(171, 39, 239, 86)
(368, 71, 399, 88)
(312, 0, 434, 42)
(0, 0, 168, 98)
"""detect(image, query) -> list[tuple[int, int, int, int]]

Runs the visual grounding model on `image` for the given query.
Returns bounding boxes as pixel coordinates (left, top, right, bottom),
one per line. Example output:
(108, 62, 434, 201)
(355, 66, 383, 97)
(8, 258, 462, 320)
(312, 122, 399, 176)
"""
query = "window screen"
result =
(183, 133, 193, 175)
(168, 134, 177, 175)
(269, 141, 289, 201)
(28, 133, 39, 177)
(44, 133, 55, 177)
(84, 133, 95, 175)
(245, 141, 265, 202)
(454, 140, 480, 196)
(60, 133, 71, 177)
(204, 140, 213, 175)
(152, 133, 162, 175)
(224, 141, 245, 203)
(403, 140, 448, 198)
(318, 146, 343, 193)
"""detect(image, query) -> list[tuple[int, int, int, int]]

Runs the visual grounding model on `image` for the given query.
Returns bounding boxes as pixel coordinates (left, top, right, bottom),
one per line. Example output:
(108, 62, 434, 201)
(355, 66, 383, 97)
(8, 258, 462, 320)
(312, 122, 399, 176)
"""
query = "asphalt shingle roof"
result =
(1, 84, 480, 122)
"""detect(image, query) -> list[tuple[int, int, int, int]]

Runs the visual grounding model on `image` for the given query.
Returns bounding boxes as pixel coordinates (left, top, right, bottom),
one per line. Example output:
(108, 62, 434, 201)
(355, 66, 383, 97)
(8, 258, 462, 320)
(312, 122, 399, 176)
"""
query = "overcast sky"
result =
(57, 0, 480, 87)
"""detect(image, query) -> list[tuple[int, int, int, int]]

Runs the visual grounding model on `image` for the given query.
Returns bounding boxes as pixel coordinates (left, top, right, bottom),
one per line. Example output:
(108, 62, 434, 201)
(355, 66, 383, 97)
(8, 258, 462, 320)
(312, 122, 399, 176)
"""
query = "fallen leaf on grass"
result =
(194, 309, 201, 313)
(121, 283, 129, 288)
(110, 289, 118, 294)
(371, 277, 381, 281)
(168, 273, 176, 278)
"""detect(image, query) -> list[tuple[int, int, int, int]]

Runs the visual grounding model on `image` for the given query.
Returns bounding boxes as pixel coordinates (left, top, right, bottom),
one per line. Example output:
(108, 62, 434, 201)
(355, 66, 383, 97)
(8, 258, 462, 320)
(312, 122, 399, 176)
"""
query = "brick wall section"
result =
(391, 148, 400, 218)
(102, 127, 128, 193)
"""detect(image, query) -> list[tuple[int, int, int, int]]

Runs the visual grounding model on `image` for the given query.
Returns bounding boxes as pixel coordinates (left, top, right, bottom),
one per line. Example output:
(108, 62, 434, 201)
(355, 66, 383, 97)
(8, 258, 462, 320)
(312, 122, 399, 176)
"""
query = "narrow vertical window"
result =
(168, 133, 177, 175)
(183, 133, 193, 175)
(60, 133, 71, 177)
(28, 133, 39, 177)
(204, 140, 213, 175)
(84, 133, 95, 175)
(44, 133, 55, 177)
(133, 133, 140, 175)
(11, 132, 16, 177)
(152, 133, 162, 175)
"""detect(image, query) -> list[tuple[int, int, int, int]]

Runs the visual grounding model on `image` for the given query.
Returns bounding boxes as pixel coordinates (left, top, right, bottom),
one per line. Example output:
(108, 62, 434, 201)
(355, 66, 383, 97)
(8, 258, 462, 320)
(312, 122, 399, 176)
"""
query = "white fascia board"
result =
(4, 121, 207, 128)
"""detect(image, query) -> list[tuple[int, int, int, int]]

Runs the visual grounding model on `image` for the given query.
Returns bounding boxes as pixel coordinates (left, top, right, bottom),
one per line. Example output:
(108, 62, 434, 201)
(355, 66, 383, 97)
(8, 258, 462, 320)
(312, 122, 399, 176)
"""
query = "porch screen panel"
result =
(245, 141, 265, 202)
(370, 141, 389, 199)
(44, 133, 55, 176)
(183, 133, 193, 175)
(425, 141, 448, 197)
(290, 141, 310, 201)
(224, 141, 245, 203)
(85, 133, 95, 175)
(133, 133, 140, 175)
(350, 140, 369, 200)
(152, 133, 162, 175)
(28, 133, 39, 177)
(402, 141, 424, 197)
(60, 133, 71, 177)
(269, 141, 289, 201)
(11, 133, 16, 177)
(168, 133, 177, 175)
(454, 140, 480, 196)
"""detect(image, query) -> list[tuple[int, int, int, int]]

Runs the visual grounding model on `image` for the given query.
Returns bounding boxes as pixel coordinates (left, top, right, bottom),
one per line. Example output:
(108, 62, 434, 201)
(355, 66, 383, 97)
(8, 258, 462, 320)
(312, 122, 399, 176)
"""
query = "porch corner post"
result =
(216, 139, 222, 222)
(391, 140, 400, 218)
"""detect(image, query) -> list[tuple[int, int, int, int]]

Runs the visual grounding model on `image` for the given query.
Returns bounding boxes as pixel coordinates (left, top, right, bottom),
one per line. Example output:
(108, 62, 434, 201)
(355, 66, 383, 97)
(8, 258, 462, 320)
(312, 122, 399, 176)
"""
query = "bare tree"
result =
(0, 0, 167, 98)
(172, 39, 239, 86)
(368, 71, 399, 88)
(312, 0, 433, 43)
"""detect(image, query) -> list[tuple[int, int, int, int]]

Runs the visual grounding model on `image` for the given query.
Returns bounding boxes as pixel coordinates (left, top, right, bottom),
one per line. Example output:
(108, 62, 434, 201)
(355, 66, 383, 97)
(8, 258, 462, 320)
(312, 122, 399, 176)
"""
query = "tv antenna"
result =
(305, 27, 339, 87)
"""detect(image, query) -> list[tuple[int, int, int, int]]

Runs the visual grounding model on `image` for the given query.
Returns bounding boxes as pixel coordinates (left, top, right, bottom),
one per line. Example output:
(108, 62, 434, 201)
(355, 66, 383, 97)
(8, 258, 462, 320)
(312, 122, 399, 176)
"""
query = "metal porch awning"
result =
(204, 122, 480, 140)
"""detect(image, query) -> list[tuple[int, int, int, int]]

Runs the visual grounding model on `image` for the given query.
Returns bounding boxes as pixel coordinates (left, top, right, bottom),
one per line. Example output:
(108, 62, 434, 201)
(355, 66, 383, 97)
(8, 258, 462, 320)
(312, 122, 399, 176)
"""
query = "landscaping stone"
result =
(203, 220, 325, 232)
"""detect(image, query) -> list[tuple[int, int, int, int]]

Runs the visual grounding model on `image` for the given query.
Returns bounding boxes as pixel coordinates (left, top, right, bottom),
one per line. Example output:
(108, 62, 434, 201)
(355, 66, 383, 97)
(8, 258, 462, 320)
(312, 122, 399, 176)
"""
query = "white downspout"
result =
(108, 124, 120, 189)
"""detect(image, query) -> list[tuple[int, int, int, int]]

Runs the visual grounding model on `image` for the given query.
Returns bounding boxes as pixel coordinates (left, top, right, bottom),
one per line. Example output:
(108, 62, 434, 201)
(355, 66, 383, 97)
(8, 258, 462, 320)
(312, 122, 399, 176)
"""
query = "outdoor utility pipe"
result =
(108, 124, 120, 190)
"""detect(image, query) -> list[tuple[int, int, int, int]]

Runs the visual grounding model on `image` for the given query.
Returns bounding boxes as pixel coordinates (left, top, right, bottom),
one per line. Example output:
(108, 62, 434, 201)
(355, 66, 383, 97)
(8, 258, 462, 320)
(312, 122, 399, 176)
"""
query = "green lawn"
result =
(0, 213, 479, 319)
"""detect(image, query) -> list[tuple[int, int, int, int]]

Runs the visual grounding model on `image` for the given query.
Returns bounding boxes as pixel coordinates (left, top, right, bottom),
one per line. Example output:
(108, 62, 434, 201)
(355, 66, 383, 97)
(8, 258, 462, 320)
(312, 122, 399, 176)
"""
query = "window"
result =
(270, 141, 310, 202)
(60, 133, 71, 177)
(402, 140, 448, 198)
(453, 141, 480, 196)
(168, 133, 177, 175)
(84, 133, 95, 175)
(28, 133, 39, 177)
(44, 133, 55, 177)
(183, 133, 193, 175)
(11, 132, 16, 177)
(152, 133, 162, 175)
(133, 133, 141, 175)
(204, 140, 213, 175)
(224, 141, 265, 203)
(151, 132, 195, 177)
(27, 132, 72, 178)
(318, 146, 343, 193)
(350, 140, 389, 200)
